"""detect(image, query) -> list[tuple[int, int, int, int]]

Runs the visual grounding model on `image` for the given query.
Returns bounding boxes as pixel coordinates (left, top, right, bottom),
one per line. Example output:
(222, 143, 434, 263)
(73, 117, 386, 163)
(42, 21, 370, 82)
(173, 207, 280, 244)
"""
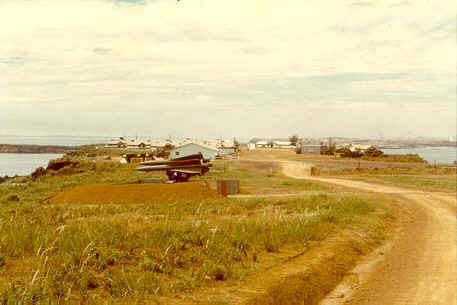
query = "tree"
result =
(233, 138, 240, 152)
(336, 147, 362, 158)
(336, 147, 353, 158)
(163, 144, 175, 151)
(364, 146, 384, 158)
(289, 134, 299, 146)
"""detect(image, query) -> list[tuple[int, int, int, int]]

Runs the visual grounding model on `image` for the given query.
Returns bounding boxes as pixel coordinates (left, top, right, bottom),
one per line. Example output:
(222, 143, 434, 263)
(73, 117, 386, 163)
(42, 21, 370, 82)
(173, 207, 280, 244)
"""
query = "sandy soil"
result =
(279, 160, 457, 305)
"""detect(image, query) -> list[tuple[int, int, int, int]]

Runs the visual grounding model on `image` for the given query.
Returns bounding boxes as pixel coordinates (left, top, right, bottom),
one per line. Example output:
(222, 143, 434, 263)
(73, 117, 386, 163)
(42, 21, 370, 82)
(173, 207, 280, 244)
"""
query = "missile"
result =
(139, 158, 207, 166)
(136, 163, 213, 172)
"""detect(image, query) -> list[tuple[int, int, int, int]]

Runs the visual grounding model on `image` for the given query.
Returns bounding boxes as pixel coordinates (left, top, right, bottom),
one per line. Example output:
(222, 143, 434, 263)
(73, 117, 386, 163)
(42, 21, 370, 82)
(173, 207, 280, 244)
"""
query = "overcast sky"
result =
(1, 0, 455, 139)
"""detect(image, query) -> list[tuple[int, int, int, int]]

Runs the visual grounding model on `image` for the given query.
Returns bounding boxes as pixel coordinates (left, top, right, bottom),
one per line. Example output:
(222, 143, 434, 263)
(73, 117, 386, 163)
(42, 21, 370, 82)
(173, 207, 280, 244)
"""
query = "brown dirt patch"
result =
(50, 182, 220, 204)
(244, 235, 366, 305)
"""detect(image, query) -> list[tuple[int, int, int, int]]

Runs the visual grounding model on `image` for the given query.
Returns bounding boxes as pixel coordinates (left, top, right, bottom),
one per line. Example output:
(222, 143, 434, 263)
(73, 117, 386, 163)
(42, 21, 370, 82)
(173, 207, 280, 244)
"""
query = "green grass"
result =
(360, 153, 426, 163)
(0, 158, 330, 205)
(0, 194, 390, 305)
(208, 160, 331, 194)
(322, 166, 455, 176)
(320, 165, 456, 193)
(346, 175, 457, 193)
(0, 155, 393, 304)
(0, 160, 150, 204)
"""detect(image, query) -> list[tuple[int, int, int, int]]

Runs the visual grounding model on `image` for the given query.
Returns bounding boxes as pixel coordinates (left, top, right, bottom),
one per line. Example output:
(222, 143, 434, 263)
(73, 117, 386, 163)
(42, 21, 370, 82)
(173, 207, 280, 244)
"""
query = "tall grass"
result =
(0, 195, 384, 304)
(0, 157, 391, 304)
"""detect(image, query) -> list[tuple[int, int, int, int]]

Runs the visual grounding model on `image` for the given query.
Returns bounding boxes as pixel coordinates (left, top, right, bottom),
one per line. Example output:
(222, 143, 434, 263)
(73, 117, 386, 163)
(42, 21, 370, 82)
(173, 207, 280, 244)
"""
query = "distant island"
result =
(0, 144, 75, 154)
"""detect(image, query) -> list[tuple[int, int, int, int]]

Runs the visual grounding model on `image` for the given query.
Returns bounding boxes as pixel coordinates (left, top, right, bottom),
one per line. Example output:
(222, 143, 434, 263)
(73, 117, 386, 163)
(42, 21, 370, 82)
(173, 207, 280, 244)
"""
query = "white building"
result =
(127, 140, 150, 149)
(104, 137, 127, 148)
(273, 141, 295, 149)
(299, 144, 322, 154)
(255, 140, 269, 148)
(169, 142, 219, 160)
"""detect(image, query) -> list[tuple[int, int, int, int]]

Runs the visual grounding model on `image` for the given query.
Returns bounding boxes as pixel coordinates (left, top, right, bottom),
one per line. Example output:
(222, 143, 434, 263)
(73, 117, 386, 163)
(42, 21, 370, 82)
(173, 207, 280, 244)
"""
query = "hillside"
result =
(0, 144, 74, 154)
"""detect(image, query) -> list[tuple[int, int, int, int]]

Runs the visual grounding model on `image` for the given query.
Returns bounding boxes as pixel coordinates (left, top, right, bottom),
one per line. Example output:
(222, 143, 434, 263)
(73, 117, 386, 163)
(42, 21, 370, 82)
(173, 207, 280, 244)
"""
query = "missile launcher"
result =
(136, 153, 212, 182)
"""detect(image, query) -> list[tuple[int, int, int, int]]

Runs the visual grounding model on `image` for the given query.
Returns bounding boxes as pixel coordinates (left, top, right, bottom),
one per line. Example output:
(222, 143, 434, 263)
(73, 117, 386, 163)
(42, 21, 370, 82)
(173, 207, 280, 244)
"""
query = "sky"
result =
(0, 0, 455, 139)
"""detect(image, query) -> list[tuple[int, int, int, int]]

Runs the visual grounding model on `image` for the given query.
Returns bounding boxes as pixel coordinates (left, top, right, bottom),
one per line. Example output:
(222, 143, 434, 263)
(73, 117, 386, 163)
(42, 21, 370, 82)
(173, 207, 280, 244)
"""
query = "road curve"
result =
(279, 160, 457, 305)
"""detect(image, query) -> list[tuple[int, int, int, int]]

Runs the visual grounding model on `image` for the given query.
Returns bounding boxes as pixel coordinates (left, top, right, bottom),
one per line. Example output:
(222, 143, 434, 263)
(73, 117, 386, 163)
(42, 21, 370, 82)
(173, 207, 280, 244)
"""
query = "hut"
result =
(299, 144, 323, 154)
(170, 143, 219, 160)
(127, 140, 150, 149)
(255, 140, 269, 148)
(104, 138, 127, 148)
(273, 141, 295, 149)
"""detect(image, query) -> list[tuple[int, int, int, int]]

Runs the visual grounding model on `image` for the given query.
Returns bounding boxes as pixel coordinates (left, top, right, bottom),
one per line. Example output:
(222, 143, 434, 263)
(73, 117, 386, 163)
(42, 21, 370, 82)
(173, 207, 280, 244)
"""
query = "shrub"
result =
(7, 195, 20, 202)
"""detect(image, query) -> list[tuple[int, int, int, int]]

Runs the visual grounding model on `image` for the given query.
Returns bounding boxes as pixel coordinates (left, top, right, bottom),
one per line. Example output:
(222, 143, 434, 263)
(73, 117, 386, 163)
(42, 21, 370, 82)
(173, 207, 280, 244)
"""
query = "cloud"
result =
(427, 17, 456, 39)
(0, 56, 27, 66)
(0, 0, 455, 138)
(349, 1, 375, 8)
(240, 47, 270, 55)
(391, 1, 412, 7)
(109, 0, 148, 5)
(93, 48, 112, 55)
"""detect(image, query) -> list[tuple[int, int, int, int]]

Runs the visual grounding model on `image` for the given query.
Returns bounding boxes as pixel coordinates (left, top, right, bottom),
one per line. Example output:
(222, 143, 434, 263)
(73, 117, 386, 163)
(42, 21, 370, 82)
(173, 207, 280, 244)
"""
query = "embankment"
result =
(0, 144, 73, 154)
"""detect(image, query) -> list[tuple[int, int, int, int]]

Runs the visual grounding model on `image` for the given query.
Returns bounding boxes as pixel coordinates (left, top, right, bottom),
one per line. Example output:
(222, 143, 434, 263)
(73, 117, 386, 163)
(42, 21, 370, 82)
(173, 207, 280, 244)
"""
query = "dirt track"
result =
(279, 160, 457, 305)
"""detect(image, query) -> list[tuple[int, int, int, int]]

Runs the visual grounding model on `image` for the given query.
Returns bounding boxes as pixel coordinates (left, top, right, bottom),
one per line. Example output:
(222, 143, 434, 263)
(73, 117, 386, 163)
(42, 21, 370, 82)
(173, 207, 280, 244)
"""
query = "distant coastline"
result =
(0, 144, 75, 154)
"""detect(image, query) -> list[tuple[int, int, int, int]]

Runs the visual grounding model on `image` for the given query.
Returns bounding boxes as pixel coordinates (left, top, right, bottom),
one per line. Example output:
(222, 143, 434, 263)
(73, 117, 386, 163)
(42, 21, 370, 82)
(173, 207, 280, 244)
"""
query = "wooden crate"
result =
(216, 180, 240, 196)
(310, 167, 321, 176)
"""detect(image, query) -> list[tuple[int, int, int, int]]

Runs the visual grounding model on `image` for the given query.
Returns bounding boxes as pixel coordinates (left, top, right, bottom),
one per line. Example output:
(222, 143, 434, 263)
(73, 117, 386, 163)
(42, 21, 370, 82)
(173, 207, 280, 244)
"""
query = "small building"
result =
(127, 140, 150, 149)
(104, 137, 127, 148)
(352, 144, 373, 152)
(247, 143, 256, 150)
(273, 141, 295, 149)
(299, 144, 323, 154)
(255, 140, 269, 148)
(105, 140, 125, 149)
(150, 140, 170, 149)
(170, 143, 219, 160)
(218, 147, 236, 156)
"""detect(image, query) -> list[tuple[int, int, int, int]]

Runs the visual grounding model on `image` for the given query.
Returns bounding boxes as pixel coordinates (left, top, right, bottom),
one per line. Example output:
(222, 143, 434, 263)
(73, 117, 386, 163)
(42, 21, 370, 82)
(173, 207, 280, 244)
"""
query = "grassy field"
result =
(207, 160, 332, 195)
(0, 154, 396, 304)
(341, 174, 457, 193)
(318, 164, 456, 193)
(240, 149, 429, 170)
(238, 148, 455, 193)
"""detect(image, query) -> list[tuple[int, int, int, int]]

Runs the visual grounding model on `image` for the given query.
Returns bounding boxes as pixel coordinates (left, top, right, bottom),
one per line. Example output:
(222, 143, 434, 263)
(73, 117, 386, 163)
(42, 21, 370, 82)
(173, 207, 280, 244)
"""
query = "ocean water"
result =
(0, 153, 63, 177)
(383, 147, 456, 164)
(0, 135, 105, 176)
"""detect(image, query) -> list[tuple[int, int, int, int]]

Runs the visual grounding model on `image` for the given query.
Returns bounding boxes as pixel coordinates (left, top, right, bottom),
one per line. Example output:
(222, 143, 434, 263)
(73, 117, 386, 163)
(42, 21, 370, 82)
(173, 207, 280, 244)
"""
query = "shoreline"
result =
(0, 153, 64, 177)
(0, 144, 76, 154)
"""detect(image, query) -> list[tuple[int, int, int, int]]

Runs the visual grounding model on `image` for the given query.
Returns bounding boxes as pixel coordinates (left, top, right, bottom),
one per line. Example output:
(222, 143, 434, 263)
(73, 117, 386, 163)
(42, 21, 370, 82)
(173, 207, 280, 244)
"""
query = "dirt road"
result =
(279, 160, 457, 305)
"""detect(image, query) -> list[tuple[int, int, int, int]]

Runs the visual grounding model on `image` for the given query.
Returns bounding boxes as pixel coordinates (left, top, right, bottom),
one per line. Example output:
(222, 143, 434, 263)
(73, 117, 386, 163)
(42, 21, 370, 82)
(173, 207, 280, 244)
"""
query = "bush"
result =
(31, 167, 47, 180)
(336, 147, 362, 158)
(7, 195, 20, 202)
(364, 147, 384, 158)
